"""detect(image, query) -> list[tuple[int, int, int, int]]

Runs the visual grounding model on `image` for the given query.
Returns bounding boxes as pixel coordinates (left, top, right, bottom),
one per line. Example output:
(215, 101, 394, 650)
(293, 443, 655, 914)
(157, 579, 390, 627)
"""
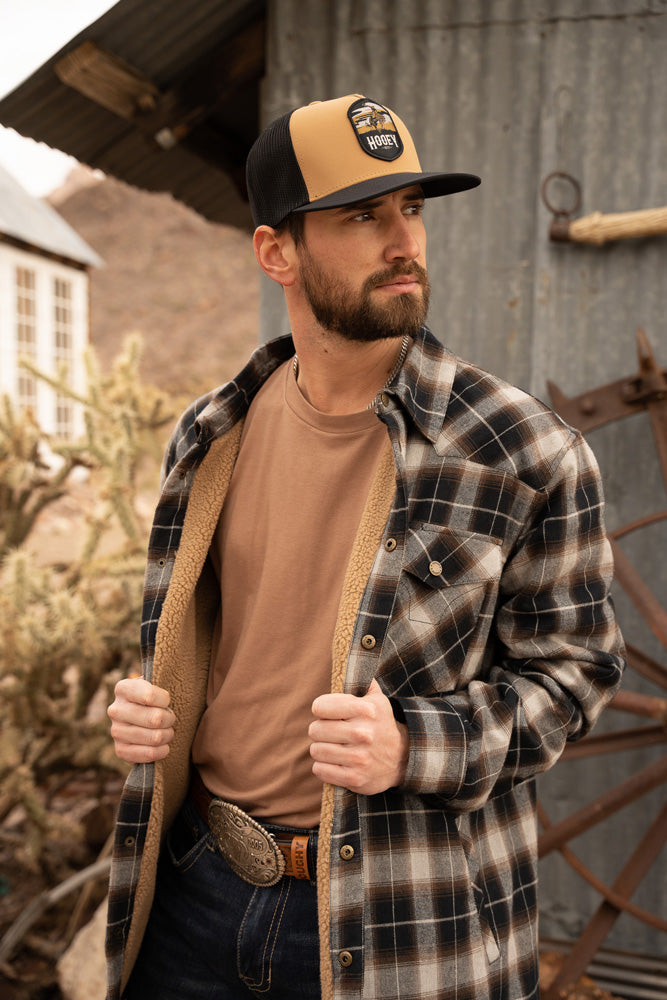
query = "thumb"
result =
(366, 677, 384, 698)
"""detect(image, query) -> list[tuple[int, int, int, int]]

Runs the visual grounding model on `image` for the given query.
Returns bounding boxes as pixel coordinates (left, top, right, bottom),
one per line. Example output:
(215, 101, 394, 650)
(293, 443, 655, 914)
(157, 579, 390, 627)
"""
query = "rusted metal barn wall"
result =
(260, 0, 667, 960)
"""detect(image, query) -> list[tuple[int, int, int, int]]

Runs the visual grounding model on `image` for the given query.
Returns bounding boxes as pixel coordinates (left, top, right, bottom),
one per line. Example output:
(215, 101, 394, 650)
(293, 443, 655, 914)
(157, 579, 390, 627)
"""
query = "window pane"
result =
(53, 276, 75, 439)
(15, 267, 37, 412)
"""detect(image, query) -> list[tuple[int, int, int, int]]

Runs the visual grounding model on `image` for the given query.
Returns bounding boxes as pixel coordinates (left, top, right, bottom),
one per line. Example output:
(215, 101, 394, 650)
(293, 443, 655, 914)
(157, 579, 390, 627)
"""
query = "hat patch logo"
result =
(347, 99, 404, 161)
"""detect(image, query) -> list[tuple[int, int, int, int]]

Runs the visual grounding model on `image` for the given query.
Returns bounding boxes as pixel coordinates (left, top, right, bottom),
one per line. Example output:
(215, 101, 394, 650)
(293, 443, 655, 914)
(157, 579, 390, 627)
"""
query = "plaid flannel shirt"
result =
(106, 327, 624, 1000)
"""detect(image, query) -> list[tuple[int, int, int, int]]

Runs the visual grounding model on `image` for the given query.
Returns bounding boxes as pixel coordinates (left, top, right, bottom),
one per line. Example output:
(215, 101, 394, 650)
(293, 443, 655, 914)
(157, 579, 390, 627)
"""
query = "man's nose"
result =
(384, 215, 421, 261)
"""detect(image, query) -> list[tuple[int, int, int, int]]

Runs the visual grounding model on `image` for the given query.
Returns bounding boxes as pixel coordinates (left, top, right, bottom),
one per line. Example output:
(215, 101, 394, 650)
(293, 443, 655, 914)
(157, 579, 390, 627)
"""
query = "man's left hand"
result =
(309, 679, 409, 795)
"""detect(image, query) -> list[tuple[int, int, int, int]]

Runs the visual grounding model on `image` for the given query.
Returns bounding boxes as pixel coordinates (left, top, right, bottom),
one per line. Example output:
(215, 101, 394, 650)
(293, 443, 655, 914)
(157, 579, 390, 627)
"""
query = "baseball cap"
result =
(246, 94, 481, 228)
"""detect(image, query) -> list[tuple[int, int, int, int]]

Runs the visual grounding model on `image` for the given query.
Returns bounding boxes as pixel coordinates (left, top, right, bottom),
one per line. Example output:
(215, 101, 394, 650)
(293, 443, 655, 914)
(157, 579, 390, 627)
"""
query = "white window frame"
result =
(15, 264, 38, 414)
(53, 275, 75, 439)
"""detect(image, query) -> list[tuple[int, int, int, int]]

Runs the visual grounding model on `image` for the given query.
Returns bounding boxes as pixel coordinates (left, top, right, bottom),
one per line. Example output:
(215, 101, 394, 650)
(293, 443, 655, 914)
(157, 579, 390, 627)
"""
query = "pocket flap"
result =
(404, 525, 502, 589)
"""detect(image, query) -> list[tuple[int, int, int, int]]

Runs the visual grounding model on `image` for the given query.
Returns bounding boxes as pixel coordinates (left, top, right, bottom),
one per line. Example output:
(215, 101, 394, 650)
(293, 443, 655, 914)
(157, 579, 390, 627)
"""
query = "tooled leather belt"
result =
(189, 769, 315, 886)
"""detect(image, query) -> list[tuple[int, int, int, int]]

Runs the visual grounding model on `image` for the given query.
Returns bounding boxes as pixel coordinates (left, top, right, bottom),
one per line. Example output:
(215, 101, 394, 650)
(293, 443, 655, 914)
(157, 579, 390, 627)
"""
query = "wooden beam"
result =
(137, 18, 265, 148)
(53, 18, 264, 202)
(55, 40, 160, 119)
(54, 17, 264, 149)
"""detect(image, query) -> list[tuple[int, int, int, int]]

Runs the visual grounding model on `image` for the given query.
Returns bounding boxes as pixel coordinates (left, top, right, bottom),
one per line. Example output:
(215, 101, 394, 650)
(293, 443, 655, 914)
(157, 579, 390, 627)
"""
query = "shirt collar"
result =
(195, 326, 455, 446)
(388, 326, 457, 444)
(195, 334, 295, 442)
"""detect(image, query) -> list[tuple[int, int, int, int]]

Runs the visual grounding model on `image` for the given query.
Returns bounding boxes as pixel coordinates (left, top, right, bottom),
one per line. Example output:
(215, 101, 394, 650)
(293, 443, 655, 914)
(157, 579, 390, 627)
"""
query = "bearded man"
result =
(106, 94, 624, 1000)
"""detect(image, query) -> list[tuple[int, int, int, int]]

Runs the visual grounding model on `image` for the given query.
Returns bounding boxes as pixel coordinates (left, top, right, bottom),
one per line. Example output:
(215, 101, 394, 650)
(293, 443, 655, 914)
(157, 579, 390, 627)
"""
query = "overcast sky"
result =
(0, 0, 117, 195)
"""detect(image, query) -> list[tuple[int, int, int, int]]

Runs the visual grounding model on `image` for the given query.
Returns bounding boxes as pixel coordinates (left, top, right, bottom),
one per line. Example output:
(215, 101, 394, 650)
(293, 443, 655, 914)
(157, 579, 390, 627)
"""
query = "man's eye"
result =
(352, 211, 373, 222)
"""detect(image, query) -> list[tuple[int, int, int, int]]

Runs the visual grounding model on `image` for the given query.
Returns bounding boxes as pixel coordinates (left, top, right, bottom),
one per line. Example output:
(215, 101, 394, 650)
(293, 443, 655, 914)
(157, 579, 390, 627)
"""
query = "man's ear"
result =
(253, 226, 297, 286)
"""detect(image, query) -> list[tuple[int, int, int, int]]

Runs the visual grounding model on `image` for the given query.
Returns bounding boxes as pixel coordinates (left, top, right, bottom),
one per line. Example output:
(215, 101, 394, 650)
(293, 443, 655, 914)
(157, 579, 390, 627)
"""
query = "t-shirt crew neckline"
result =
(284, 357, 381, 434)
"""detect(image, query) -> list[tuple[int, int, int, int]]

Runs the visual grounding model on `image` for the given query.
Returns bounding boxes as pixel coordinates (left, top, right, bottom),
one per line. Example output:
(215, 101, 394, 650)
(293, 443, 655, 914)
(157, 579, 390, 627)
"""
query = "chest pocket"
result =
(404, 524, 503, 625)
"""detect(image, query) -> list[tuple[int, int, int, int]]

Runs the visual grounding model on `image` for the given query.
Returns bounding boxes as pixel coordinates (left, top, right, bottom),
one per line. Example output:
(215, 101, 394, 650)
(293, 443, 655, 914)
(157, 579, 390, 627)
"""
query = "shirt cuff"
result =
(391, 696, 468, 799)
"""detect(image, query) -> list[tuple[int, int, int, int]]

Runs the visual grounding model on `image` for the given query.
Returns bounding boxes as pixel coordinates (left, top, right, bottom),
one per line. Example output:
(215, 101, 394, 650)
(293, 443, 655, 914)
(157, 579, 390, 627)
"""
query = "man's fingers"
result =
(308, 717, 372, 745)
(311, 761, 360, 790)
(115, 677, 172, 709)
(311, 692, 375, 721)
(108, 679, 176, 765)
(108, 700, 176, 730)
(309, 679, 409, 795)
(310, 740, 368, 767)
(109, 720, 175, 748)
(113, 740, 172, 765)
(310, 752, 377, 795)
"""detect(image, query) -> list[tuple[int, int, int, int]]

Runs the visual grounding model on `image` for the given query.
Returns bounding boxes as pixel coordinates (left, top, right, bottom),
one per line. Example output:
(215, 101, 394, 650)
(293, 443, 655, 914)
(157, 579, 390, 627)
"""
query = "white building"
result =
(0, 164, 102, 440)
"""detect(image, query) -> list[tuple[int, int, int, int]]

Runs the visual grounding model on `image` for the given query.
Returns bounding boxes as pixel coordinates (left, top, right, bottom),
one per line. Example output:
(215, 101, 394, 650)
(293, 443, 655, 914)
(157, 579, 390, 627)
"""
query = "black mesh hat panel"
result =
(246, 111, 310, 228)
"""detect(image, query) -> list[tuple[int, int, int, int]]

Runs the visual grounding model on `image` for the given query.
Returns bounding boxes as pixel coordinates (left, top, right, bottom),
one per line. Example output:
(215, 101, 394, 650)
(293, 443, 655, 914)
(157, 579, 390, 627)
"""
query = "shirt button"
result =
(340, 844, 355, 860)
(385, 537, 397, 551)
(338, 951, 353, 968)
(429, 560, 443, 577)
(361, 634, 376, 650)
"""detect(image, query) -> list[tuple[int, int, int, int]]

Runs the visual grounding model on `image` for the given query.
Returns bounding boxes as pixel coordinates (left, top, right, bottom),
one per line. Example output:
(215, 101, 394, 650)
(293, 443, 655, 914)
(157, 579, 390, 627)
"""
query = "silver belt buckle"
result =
(207, 799, 286, 887)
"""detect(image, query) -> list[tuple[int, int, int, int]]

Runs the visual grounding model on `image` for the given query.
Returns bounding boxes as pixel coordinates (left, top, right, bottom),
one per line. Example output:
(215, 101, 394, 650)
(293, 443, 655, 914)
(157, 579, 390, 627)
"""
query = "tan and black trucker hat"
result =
(246, 94, 481, 228)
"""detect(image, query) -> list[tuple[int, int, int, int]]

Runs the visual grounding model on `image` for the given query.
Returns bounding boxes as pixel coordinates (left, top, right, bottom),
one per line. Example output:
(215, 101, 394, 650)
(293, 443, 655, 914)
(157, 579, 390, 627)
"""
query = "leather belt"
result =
(189, 770, 315, 885)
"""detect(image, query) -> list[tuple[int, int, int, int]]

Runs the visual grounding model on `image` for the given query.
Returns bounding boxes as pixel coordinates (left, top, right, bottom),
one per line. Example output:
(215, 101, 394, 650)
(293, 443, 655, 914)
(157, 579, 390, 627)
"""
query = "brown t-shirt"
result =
(192, 360, 388, 827)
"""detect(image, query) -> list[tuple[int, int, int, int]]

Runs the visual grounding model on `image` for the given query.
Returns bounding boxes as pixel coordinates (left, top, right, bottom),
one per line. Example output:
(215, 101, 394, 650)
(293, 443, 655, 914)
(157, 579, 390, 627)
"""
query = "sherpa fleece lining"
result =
(121, 427, 397, 1000)
(122, 422, 243, 987)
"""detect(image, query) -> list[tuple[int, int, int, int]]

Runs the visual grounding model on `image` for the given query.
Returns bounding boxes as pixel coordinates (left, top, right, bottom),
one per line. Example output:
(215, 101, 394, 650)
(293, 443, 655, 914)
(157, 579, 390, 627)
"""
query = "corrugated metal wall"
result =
(261, 0, 667, 957)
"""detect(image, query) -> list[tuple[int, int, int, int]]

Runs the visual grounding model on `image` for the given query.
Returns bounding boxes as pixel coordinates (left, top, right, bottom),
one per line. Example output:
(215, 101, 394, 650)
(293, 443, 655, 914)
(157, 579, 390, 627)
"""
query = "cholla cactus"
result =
(0, 395, 91, 557)
(12, 333, 172, 563)
(0, 549, 118, 864)
(0, 334, 173, 868)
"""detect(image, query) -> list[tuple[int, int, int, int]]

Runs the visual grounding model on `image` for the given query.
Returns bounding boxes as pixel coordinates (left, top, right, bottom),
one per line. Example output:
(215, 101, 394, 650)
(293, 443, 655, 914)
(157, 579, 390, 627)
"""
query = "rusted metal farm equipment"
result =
(537, 330, 667, 999)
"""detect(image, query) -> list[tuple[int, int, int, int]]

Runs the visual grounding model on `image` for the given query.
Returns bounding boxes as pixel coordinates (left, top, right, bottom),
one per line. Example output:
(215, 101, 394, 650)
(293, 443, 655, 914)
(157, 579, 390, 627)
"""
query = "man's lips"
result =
(374, 274, 423, 294)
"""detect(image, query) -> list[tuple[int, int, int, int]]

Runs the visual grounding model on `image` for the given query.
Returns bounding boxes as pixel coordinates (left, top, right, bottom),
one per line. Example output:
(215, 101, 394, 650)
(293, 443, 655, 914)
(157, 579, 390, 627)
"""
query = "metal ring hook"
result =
(541, 171, 582, 220)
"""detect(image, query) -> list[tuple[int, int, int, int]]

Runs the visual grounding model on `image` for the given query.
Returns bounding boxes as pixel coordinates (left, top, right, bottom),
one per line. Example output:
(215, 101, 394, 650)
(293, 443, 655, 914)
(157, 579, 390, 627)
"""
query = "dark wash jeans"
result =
(124, 799, 321, 1000)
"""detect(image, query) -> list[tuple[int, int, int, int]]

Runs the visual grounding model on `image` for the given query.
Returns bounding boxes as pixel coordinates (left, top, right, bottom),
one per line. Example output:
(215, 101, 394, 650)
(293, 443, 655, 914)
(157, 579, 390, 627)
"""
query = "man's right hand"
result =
(108, 677, 176, 763)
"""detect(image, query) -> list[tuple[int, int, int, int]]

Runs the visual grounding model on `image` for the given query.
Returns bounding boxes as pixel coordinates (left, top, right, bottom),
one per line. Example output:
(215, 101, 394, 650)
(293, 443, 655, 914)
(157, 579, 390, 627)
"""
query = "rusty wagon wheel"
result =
(537, 328, 667, 999)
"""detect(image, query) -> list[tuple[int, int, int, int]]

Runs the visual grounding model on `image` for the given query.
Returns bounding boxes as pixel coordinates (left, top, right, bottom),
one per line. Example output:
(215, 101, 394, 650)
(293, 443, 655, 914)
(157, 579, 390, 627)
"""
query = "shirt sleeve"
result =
(392, 432, 625, 812)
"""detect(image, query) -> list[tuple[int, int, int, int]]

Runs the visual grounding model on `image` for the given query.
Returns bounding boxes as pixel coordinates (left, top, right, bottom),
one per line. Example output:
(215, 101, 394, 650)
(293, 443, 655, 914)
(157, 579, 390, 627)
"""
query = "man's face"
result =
(294, 186, 430, 342)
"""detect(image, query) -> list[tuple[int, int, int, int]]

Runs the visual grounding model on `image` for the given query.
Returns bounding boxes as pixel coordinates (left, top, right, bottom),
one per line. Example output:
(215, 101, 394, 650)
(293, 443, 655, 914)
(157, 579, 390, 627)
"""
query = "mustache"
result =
(364, 262, 429, 290)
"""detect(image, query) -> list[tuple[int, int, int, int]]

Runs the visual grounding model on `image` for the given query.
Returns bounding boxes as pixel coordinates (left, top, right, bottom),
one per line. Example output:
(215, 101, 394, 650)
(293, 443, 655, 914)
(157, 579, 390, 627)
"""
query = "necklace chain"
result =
(292, 334, 410, 411)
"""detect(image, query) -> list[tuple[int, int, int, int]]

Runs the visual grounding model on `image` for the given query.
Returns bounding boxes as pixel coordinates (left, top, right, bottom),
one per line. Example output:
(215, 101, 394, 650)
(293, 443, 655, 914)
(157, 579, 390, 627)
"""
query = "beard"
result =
(298, 247, 430, 343)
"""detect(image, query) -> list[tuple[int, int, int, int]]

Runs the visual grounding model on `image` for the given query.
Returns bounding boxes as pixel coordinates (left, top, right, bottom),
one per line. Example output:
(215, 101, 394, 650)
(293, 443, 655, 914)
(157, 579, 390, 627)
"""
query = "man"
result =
(106, 94, 624, 1000)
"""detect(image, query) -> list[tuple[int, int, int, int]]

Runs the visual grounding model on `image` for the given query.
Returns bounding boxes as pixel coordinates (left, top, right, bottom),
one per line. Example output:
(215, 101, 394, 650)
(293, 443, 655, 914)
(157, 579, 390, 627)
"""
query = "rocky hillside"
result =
(49, 169, 260, 401)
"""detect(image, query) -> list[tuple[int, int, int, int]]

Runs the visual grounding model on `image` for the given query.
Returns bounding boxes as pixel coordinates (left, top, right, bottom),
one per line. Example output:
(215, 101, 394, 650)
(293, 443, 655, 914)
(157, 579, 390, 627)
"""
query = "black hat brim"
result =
(292, 171, 481, 214)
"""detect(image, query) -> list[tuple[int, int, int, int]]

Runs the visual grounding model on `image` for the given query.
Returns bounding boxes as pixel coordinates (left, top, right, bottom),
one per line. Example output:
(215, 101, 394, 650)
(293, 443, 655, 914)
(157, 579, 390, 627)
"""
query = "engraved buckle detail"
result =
(207, 799, 286, 886)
